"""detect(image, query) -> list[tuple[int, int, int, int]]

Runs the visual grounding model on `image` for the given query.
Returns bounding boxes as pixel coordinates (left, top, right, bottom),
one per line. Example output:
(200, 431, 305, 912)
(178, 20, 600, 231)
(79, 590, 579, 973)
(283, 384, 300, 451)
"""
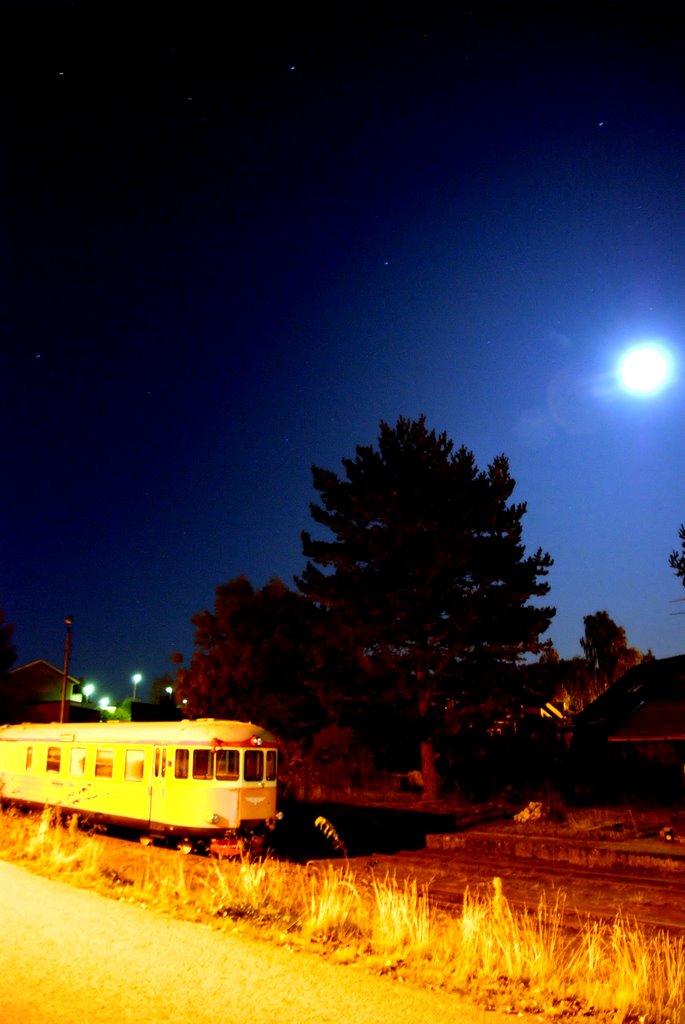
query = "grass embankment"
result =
(1, 807, 683, 1023)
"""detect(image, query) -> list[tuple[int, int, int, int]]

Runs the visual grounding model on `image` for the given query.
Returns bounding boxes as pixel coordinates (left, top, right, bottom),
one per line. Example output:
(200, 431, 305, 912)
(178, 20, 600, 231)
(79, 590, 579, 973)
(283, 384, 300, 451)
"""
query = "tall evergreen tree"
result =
(298, 416, 555, 799)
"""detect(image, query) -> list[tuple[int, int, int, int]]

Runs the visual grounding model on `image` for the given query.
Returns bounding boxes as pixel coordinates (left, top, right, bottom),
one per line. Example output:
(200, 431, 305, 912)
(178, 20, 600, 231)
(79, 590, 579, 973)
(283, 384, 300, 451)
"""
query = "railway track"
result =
(81, 827, 685, 937)
(345, 847, 685, 936)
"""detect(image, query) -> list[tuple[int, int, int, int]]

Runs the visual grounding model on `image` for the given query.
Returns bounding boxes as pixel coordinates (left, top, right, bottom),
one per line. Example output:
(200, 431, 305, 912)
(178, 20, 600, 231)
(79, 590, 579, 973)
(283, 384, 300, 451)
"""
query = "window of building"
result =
(174, 748, 189, 779)
(124, 749, 145, 782)
(95, 748, 114, 778)
(266, 749, 277, 782)
(243, 749, 263, 782)
(215, 749, 239, 780)
(192, 749, 213, 780)
(70, 747, 86, 777)
(25, 746, 33, 771)
(46, 746, 61, 773)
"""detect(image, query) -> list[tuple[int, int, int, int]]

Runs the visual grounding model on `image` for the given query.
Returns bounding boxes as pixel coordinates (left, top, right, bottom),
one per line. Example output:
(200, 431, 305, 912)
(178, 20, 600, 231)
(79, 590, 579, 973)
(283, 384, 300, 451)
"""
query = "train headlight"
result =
(209, 813, 220, 825)
(249, 735, 263, 746)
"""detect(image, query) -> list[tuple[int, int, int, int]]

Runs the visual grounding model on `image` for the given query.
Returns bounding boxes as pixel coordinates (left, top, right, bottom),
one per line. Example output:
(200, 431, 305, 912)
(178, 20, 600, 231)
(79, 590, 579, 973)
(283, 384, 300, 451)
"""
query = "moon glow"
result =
(618, 343, 673, 395)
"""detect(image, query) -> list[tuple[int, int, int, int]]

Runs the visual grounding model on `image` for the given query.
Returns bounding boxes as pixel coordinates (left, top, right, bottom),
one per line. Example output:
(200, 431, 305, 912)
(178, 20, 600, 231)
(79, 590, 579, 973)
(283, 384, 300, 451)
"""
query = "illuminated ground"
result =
(0, 860, 536, 1024)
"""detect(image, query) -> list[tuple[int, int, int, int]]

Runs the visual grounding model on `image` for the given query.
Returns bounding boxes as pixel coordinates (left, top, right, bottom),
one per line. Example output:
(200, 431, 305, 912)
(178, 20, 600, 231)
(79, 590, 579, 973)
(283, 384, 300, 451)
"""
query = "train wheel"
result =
(177, 840, 193, 855)
(139, 835, 153, 847)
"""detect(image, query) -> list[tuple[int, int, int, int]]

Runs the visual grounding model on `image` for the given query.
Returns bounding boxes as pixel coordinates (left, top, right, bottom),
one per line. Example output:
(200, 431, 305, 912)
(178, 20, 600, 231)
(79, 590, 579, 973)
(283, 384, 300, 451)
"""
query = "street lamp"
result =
(59, 615, 73, 724)
(83, 683, 95, 702)
(132, 673, 142, 700)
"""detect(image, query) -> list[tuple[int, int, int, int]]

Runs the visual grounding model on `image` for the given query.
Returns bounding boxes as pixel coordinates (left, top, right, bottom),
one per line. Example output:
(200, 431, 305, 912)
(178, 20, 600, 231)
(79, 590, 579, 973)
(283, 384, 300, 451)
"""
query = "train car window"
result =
(46, 746, 61, 773)
(70, 747, 86, 777)
(266, 749, 277, 781)
(192, 749, 213, 780)
(95, 748, 114, 779)
(174, 749, 189, 779)
(215, 749, 239, 780)
(124, 749, 145, 782)
(25, 746, 33, 771)
(243, 749, 263, 782)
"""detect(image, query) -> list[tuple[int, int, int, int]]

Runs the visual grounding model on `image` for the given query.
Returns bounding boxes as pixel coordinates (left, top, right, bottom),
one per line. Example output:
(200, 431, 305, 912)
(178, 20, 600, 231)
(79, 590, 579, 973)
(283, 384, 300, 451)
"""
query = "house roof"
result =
(1, 660, 81, 701)
(575, 654, 685, 740)
(609, 704, 685, 742)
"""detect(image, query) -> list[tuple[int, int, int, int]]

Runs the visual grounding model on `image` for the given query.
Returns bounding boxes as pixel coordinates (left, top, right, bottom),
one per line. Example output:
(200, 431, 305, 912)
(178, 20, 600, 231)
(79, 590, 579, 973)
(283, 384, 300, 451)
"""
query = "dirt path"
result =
(0, 860, 539, 1024)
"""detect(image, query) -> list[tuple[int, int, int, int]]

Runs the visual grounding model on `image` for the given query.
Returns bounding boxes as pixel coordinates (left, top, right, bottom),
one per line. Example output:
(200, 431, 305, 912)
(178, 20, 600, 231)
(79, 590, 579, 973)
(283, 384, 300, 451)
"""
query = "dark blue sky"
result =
(2, 2, 685, 701)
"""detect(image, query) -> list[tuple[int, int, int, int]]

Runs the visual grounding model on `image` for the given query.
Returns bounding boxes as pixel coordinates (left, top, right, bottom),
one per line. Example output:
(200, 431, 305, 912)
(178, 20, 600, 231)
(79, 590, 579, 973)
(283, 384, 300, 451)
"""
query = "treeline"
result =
(2, 415, 670, 802)
(172, 416, 654, 802)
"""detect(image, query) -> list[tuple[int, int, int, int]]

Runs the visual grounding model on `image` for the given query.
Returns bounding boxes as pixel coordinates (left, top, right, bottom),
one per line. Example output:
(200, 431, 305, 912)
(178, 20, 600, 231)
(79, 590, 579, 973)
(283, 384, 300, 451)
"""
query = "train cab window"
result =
(174, 749, 189, 779)
(215, 749, 239, 780)
(46, 746, 61, 773)
(266, 749, 277, 781)
(192, 749, 213, 780)
(95, 748, 114, 778)
(70, 747, 86, 777)
(244, 749, 263, 782)
(25, 746, 33, 771)
(124, 749, 145, 782)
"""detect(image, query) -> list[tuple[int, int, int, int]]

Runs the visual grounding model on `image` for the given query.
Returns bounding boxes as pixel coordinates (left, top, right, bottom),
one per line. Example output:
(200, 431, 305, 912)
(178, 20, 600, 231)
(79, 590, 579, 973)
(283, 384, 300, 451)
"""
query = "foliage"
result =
(579, 610, 645, 705)
(0, 606, 16, 679)
(298, 415, 555, 798)
(111, 697, 133, 721)
(669, 524, 685, 586)
(175, 575, 325, 736)
(149, 673, 176, 705)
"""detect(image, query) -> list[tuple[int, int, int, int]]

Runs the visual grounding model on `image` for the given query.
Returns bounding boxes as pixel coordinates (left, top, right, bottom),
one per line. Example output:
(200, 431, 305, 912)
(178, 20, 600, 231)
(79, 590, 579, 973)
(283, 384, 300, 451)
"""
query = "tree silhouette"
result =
(670, 524, 685, 585)
(298, 415, 555, 799)
(150, 673, 176, 704)
(579, 610, 645, 705)
(176, 576, 325, 736)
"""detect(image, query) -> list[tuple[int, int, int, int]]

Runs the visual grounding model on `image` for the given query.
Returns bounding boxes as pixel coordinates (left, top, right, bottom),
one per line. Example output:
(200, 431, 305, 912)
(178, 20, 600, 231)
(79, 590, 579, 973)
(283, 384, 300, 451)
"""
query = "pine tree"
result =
(298, 415, 555, 799)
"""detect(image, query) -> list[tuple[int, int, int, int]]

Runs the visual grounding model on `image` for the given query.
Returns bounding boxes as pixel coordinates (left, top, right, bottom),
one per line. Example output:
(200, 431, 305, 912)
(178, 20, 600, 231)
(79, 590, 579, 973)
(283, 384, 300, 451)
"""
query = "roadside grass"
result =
(0, 805, 103, 881)
(1, 806, 684, 1023)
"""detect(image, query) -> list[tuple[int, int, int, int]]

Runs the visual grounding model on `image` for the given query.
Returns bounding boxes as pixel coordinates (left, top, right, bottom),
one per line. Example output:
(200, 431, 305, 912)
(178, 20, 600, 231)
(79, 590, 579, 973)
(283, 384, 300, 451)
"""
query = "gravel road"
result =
(0, 861, 526, 1024)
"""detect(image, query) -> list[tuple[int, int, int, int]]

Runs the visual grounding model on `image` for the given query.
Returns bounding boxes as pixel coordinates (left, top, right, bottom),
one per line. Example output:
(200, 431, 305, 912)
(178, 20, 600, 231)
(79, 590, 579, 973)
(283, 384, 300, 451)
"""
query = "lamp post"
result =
(59, 615, 73, 724)
(132, 673, 142, 701)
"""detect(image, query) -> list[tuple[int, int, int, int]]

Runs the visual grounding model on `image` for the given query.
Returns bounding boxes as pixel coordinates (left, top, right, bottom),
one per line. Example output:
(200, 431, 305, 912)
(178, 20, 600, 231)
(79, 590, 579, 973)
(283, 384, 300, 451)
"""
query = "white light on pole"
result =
(132, 673, 142, 700)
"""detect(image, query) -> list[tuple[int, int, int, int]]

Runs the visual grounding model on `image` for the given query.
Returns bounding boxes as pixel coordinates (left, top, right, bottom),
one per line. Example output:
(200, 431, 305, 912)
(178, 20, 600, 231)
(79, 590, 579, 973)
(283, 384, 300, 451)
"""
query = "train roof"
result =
(0, 719, 277, 746)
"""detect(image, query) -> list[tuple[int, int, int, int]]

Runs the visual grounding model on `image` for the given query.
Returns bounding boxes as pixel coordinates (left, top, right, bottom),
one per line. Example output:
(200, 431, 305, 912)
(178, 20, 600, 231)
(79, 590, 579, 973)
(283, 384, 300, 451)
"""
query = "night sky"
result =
(3, 2, 685, 702)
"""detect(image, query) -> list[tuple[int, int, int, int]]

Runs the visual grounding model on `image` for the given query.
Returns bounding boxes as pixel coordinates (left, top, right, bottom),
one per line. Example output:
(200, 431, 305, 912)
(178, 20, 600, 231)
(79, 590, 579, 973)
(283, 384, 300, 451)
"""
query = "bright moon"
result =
(618, 343, 673, 395)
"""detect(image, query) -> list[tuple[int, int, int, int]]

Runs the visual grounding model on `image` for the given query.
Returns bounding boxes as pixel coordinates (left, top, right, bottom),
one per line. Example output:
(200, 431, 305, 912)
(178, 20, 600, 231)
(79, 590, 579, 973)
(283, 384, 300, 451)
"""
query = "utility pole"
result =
(59, 615, 73, 724)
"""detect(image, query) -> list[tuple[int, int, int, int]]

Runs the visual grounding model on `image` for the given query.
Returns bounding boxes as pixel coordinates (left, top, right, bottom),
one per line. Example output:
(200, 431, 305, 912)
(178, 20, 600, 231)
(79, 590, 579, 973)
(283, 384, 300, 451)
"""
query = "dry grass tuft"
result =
(1, 807, 103, 880)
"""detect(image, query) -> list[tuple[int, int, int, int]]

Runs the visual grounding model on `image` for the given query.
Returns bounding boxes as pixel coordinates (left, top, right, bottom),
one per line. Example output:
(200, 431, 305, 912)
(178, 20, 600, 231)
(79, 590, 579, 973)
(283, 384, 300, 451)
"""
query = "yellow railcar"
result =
(0, 719, 279, 854)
